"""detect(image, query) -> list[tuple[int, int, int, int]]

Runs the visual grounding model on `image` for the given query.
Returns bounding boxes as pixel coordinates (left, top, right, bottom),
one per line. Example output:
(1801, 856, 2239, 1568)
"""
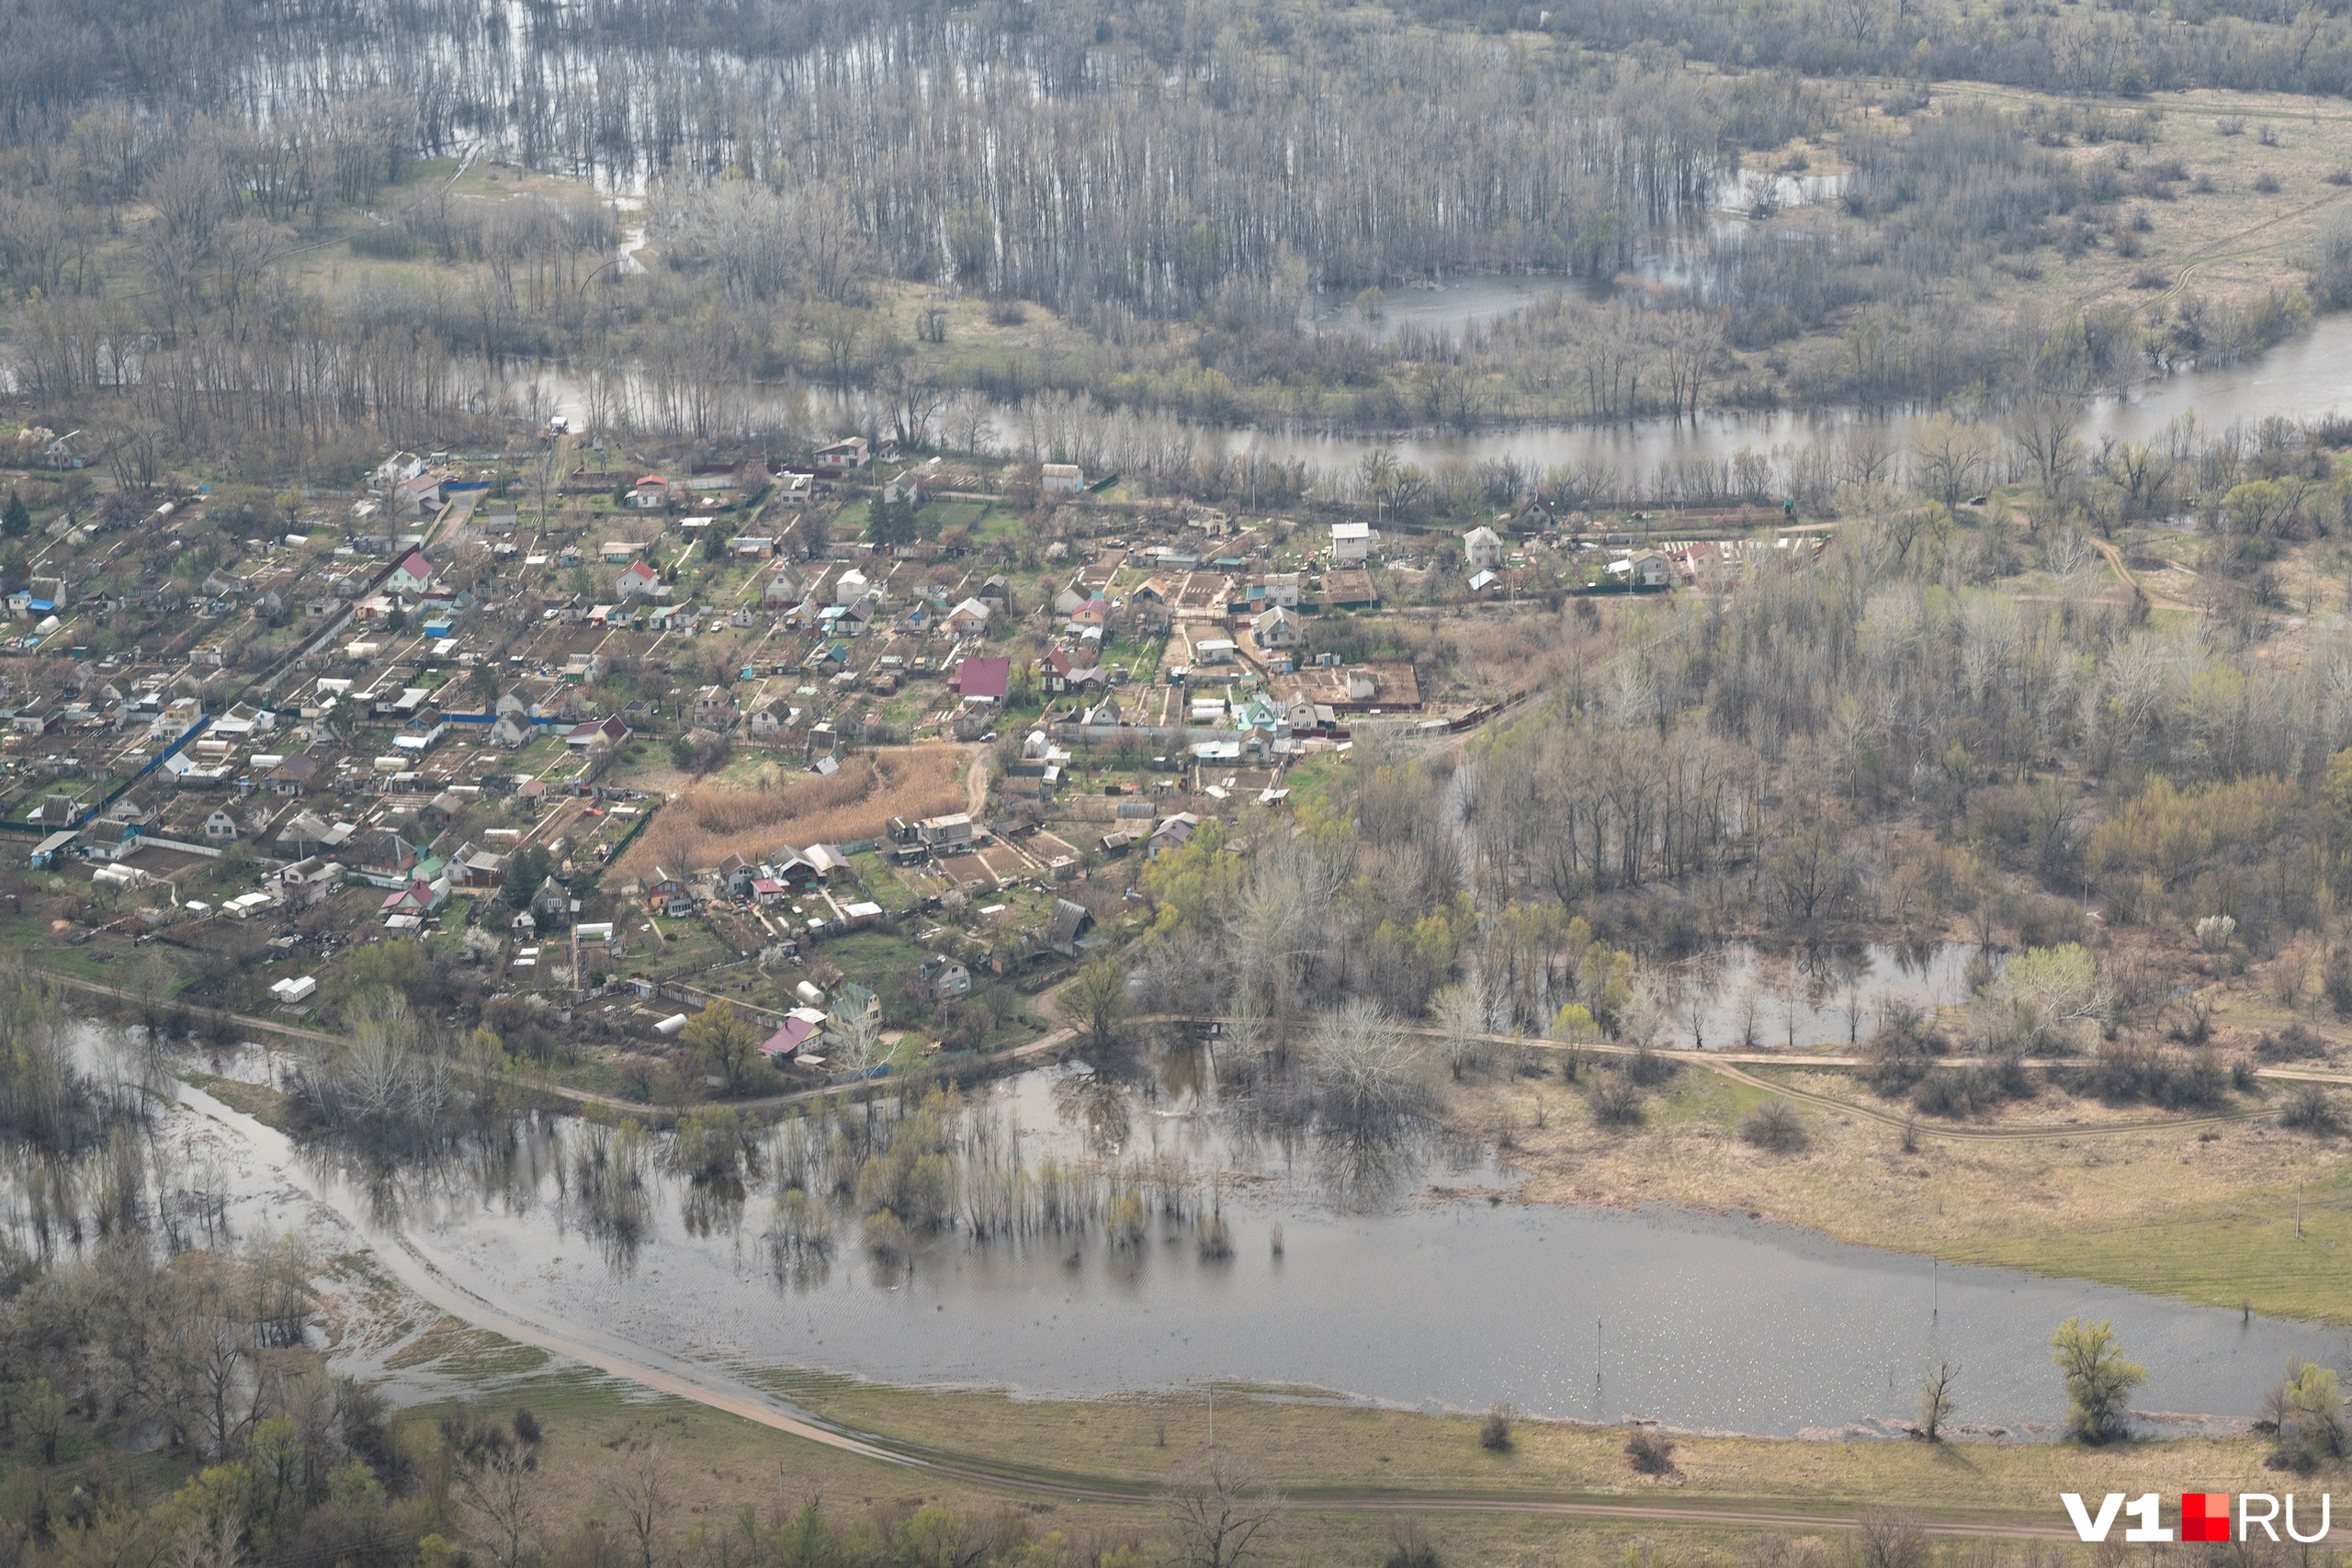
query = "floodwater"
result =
(1294, 173, 1844, 344)
(162, 1049, 2346, 1440)
(1670, 942, 1983, 1051)
(1226, 315, 2352, 481)
(507, 310, 2352, 505)
(1302, 274, 1612, 345)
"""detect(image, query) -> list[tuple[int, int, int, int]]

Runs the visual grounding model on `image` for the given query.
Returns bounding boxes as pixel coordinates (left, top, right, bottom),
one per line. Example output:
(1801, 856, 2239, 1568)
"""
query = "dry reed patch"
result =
(620, 748, 966, 878)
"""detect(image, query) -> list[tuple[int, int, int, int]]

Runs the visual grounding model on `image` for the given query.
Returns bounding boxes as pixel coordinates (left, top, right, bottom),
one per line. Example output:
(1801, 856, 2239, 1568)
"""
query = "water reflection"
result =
(1670, 941, 1984, 1050)
(141, 1056, 2352, 1436)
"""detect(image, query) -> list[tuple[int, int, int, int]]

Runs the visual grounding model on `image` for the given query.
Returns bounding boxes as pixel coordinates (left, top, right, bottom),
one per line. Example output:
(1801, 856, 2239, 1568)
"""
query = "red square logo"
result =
(2182, 1494, 2232, 1542)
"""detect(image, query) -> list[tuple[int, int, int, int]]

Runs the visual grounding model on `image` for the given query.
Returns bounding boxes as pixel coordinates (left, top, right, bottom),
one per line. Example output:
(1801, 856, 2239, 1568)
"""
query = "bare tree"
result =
(443, 1414, 545, 1568)
(1917, 1362, 1959, 1441)
(1162, 1450, 1283, 1568)
(1859, 1512, 1931, 1568)
(833, 1006, 885, 1083)
(2008, 395, 2083, 501)
(1907, 413, 1996, 509)
(611, 1443, 676, 1568)
(1430, 982, 1492, 1079)
(1308, 998, 1430, 1127)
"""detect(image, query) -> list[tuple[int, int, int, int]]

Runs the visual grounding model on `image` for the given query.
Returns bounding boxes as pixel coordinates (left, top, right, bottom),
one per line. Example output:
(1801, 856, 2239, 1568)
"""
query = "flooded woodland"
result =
(8, 1004, 2343, 1442)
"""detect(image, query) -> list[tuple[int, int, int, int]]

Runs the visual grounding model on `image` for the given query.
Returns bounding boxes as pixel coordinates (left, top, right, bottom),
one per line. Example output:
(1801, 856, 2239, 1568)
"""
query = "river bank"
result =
(372, 1326, 2311, 1564)
(131, 1042, 2352, 1557)
(1445, 1057, 2352, 1325)
(165, 1049, 2340, 1445)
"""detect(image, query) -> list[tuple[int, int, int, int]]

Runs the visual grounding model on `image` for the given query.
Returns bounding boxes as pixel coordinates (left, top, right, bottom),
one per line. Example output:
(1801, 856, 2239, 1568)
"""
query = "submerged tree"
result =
(1072, 953, 1133, 1055)
(1307, 999, 1432, 1130)
(2050, 1317, 2144, 1443)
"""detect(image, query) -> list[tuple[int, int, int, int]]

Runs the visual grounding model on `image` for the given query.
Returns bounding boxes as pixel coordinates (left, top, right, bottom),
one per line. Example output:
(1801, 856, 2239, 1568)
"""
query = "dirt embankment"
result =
(621, 747, 967, 879)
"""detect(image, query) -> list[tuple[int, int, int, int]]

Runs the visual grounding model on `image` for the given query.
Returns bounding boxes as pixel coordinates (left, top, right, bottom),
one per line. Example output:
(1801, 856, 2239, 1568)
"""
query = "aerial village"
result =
(0, 419, 1795, 1097)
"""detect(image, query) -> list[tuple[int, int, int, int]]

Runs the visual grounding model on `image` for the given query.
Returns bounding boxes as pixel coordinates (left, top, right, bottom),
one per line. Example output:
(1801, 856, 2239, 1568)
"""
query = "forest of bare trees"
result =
(0, 0, 2345, 476)
(1125, 401, 2352, 1065)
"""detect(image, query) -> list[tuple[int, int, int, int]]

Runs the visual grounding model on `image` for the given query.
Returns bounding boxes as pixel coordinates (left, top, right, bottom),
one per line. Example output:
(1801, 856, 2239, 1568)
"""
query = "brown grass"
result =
(621, 748, 966, 879)
(1447, 1057, 2352, 1321)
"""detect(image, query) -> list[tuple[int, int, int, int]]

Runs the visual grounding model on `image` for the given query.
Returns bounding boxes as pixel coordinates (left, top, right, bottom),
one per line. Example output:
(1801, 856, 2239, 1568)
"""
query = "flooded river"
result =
(1227, 315, 2352, 482)
(515, 305, 2352, 502)
(170, 1052, 2343, 1440)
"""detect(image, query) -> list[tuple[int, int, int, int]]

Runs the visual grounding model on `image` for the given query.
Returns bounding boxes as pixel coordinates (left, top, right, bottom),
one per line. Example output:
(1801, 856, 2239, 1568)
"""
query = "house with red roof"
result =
(566, 716, 629, 753)
(760, 1008, 831, 1060)
(386, 550, 435, 594)
(616, 560, 661, 598)
(952, 656, 1012, 704)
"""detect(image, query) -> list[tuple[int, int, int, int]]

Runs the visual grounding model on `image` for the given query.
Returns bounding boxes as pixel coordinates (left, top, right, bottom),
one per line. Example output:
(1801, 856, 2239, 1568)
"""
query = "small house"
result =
(953, 656, 1012, 705)
(918, 813, 974, 849)
(393, 475, 443, 517)
(1329, 521, 1378, 566)
(1250, 605, 1303, 650)
(760, 1009, 829, 1060)
(917, 953, 972, 1001)
(566, 716, 629, 753)
(1463, 525, 1506, 572)
(535, 875, 576, 922)
(692, 686, 740, 728)
(825, 982, 882, 1047)
(386, 550, 435, 594)
(267, 754, 319, 795)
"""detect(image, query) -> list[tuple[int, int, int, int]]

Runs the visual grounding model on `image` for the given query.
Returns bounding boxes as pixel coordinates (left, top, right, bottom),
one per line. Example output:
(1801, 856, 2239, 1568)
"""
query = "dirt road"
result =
(59, 967, 2346, 1142)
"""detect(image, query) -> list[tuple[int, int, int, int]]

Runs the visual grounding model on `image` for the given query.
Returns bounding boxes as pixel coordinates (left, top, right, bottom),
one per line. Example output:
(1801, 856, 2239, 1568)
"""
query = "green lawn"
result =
(975, 506, 1030, 546)
(1944, 1173, 2352, 1324)
(924, 499, 987, 532)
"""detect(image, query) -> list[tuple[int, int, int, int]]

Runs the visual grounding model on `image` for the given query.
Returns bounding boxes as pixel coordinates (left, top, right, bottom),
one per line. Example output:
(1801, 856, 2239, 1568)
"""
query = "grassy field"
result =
(762, 1371, 2281, 1522)
(1450, 1057, 2352, 1323)
(370, 1327, 2295, 1565)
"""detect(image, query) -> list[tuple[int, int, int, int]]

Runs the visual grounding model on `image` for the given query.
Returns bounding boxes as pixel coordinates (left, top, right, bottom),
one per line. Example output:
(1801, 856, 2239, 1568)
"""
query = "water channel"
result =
(167, 1044, 2343, 1442)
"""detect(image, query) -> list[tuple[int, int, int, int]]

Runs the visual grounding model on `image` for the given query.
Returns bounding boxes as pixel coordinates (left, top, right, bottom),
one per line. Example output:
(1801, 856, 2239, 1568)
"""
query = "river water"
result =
(1225, 315, 2352, 482)
(1673, 942, 1981, 1051)
(167, 1051, 2343, 1441)
(512, 292, 2352, 498)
